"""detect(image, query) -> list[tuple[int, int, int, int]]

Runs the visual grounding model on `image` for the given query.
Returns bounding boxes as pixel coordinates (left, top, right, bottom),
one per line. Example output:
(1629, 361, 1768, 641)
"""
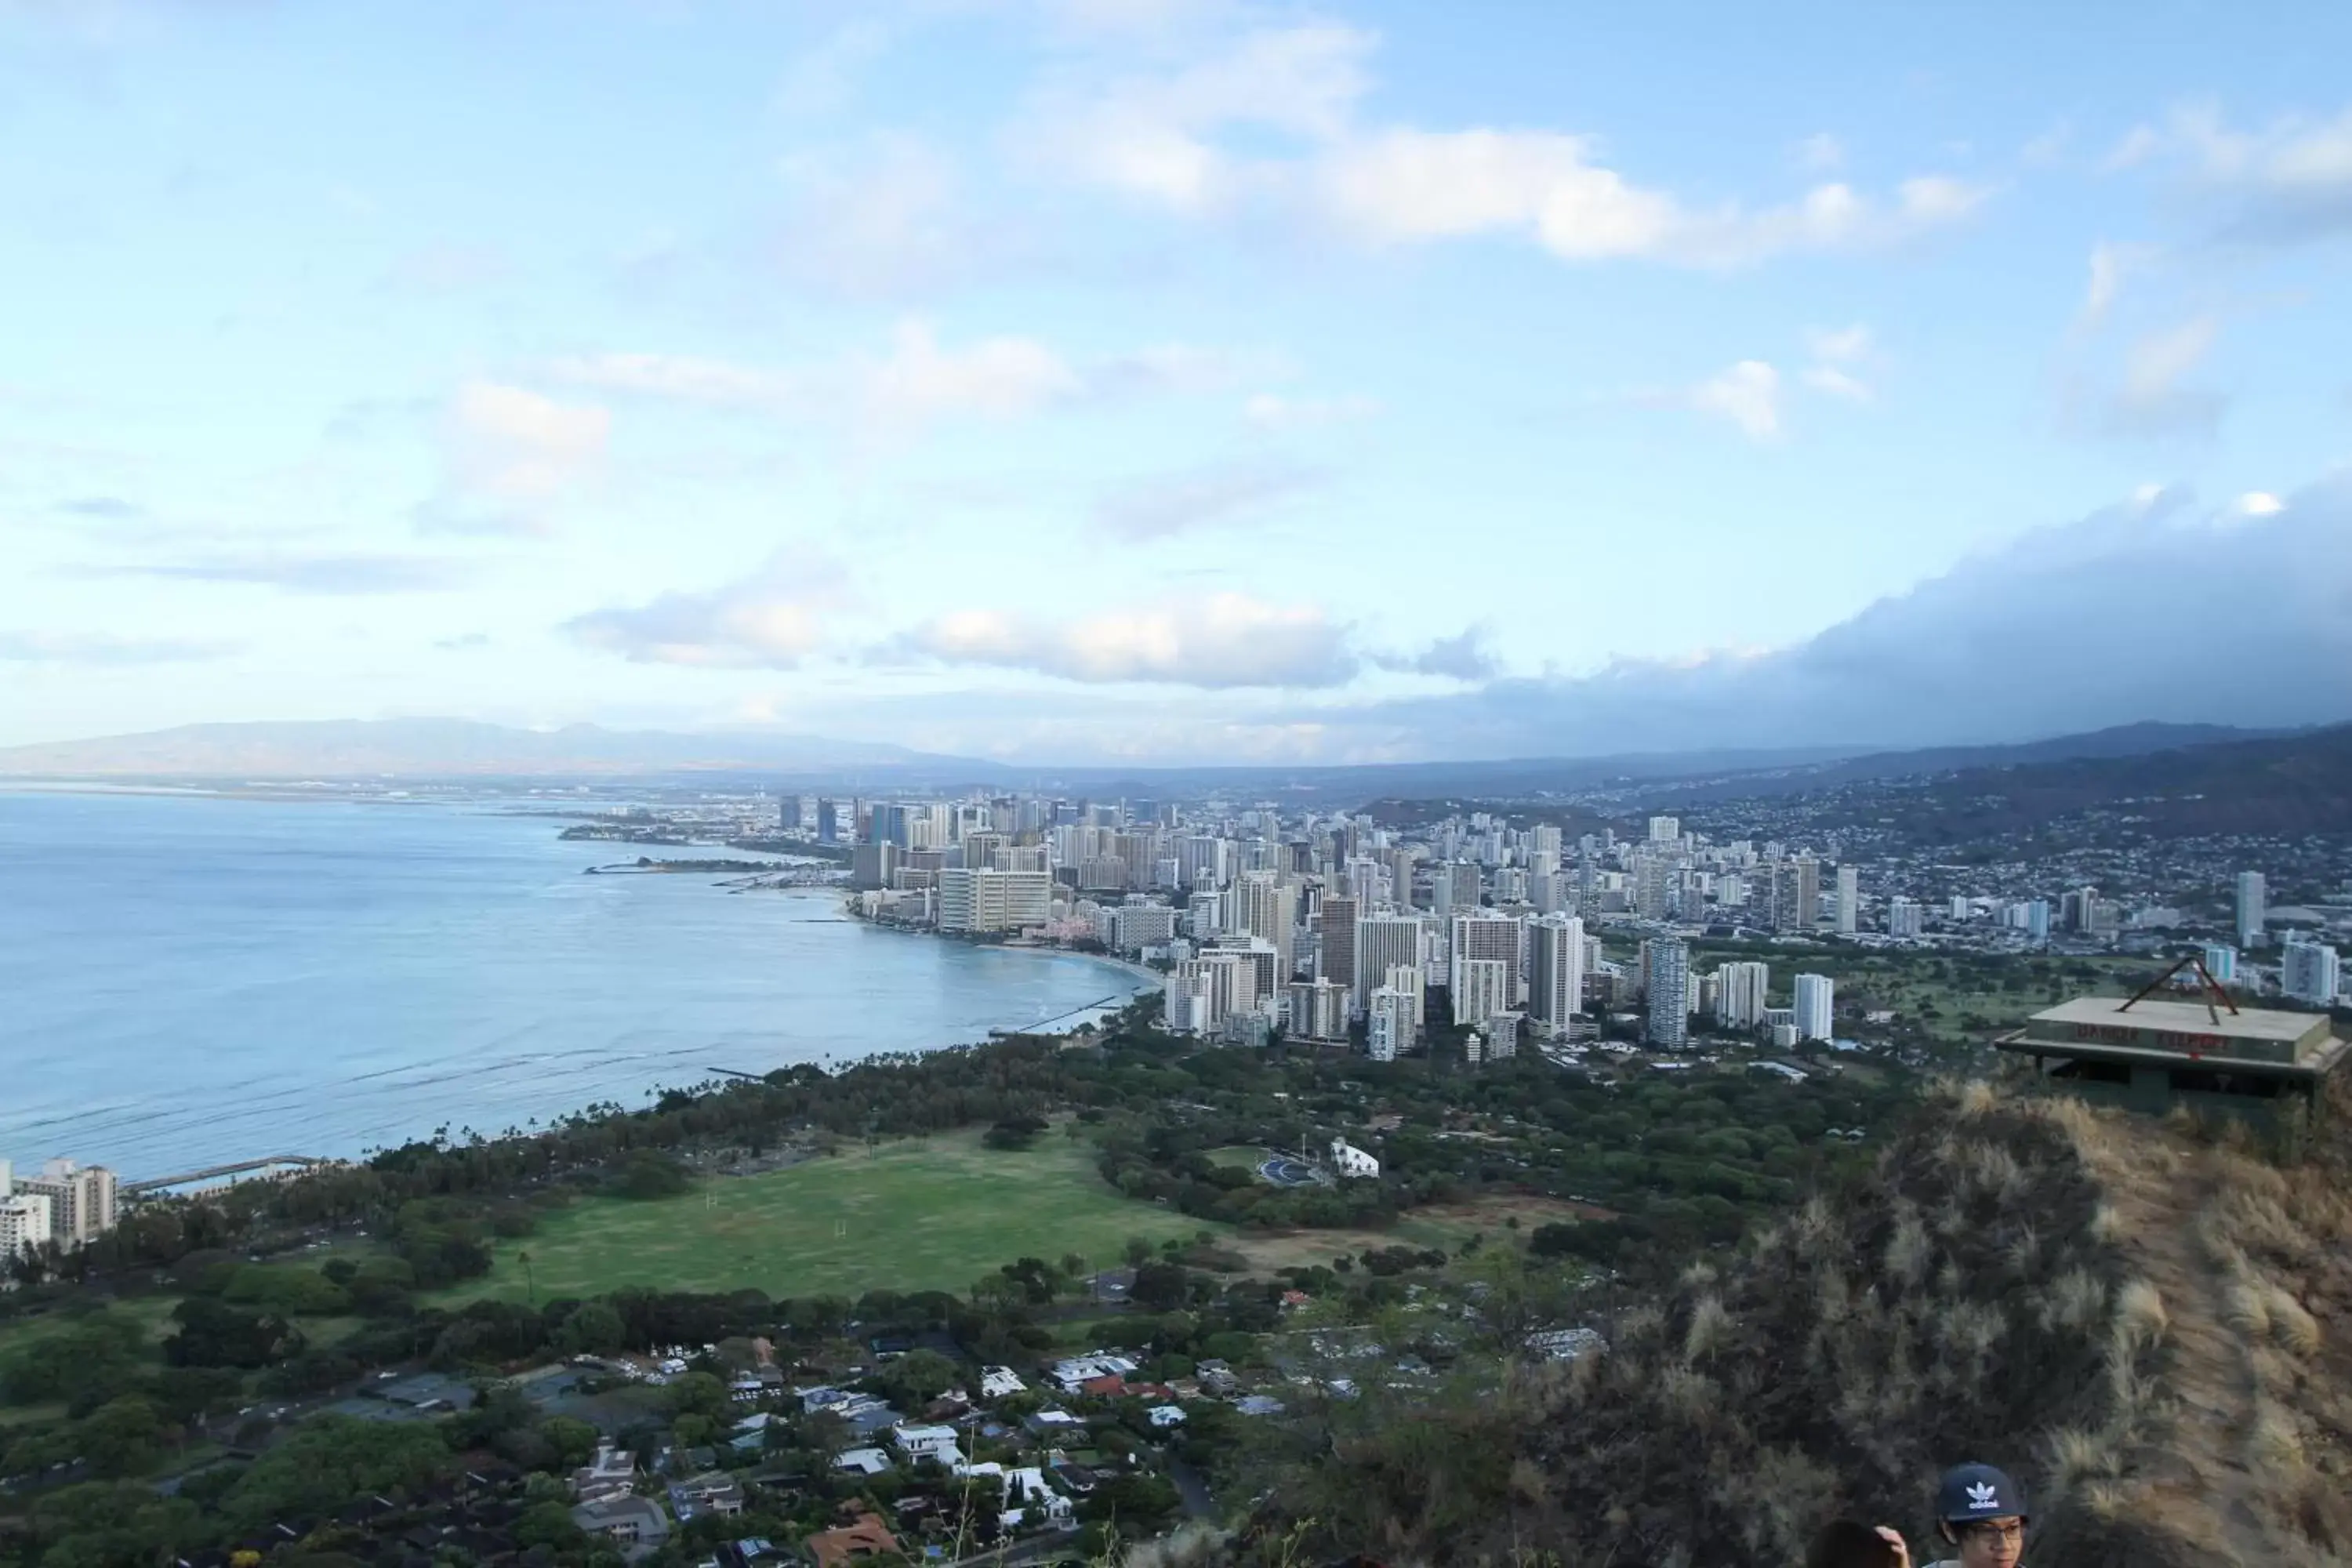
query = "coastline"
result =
(836, 893, 1165, 999)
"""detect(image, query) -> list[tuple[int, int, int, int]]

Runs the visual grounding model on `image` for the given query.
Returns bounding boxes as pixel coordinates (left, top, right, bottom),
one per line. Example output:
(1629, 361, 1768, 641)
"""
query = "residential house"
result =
(978, 1367, 1026, 1399)
(891, 1423, 962, 1465)
(572, 1497, 669, 1557)
(1145, 1406, 1186, 1428)
(668, 1472, 746, 1523)
(571, 1442, 639, 1504)
(999, 1468, 1072, 1529)
(805, 1513, 901, 1568)
(833, 1447, 893, 1476)
(1047, 1352, 1138, 1394)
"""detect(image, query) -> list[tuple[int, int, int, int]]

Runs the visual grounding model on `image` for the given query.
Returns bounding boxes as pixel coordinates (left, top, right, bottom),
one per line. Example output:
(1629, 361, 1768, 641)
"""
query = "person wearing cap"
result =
(1925, 1463, 2028, 1568)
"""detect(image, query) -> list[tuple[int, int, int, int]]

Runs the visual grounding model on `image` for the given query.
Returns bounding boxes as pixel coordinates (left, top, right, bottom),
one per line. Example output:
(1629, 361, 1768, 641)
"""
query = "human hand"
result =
(1875, 1526, 1911, 1568)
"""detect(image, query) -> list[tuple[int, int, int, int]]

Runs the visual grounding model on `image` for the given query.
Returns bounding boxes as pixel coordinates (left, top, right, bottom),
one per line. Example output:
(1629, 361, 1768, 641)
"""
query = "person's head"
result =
(1806, 1519, 1900, 1568)
(1935, 1464, 2027, 1568)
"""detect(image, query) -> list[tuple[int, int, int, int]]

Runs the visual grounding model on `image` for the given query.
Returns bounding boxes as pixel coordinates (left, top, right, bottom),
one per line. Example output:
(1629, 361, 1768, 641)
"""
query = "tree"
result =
(556, 1301, 626, 1356)
(983, 1114, 1049, 1151)
(876, 1349, 960, 1406)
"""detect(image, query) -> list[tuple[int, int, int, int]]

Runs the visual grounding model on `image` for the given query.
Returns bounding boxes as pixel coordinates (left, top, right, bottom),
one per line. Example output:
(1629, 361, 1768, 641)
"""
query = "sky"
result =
(3, 0, 2350, 764)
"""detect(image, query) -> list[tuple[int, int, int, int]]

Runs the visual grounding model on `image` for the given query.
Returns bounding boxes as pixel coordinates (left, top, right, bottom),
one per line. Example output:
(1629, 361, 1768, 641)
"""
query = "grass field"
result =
(442, 1131, 1220, 1306)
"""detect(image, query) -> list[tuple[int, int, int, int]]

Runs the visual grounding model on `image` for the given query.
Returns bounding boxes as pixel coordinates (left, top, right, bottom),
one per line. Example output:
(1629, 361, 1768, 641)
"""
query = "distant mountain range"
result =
(0, 718, 985, 781)
(1886, 721, 2352, 840)
(0, 717, 2321, 809)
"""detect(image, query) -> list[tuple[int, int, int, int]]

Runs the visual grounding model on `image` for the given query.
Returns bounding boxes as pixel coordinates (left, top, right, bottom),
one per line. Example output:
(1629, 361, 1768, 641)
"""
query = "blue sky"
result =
(4, 0, 2350, 763)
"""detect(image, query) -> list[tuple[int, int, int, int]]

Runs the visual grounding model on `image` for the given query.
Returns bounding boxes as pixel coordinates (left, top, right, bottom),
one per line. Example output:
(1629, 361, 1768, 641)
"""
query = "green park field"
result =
(444, 1130, 1218, 1305)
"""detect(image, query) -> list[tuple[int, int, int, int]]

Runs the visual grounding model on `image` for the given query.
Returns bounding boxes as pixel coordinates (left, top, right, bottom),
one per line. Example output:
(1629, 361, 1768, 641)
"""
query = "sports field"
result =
(441, 1131, 1218, 1305)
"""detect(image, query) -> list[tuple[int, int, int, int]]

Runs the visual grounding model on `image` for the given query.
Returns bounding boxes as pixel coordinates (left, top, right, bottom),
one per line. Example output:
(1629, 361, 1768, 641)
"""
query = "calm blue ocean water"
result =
(0, 789, 1148, 1179)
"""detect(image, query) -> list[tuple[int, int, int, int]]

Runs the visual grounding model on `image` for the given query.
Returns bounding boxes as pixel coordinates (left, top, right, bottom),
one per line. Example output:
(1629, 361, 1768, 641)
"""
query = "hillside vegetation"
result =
(1279, 1081, 2352, 1567)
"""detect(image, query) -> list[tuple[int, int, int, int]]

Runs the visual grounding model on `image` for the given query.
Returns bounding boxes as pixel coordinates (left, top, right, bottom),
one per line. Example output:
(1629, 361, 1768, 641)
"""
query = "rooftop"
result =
(2003, 995, 2345, 1076)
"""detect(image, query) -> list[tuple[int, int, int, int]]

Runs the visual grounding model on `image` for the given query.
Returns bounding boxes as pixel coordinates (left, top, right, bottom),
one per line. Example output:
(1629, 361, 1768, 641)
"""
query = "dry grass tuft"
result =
(2042, 1268, 2108, 1332)
(2265, 1287, 2321, 1356)
(1884, 1207, 1930, 1289)
(2113, 1279, 2169, 1352)
(2224, 1279, 2272, 1337)
(1683, 1296, 1733, 1364)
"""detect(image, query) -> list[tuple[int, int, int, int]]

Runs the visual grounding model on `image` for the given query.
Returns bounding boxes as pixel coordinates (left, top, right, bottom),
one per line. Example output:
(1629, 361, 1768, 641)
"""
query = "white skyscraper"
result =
(2281, 939, 2342, 1007)
(1648, 815, 1681, 844)
(0, 1192, 52, 1261)
(1235, 871, 1298, 978)
(15, 1160, 118, 1250)
(1450, 909, 1523, 1003)
(1527, 914, 1587, 1037)
(1793, 973, 1835, 1042)
(1454, 958, 1510, 1028)
(2236, 871, 2267, 946)
(1355, 913, 1426, 1005)
(1835, 864, 1859, 936)
(1645, 938, 1690, 1048)
(1366, 986, 1415, 1062)
(1714, 960, 1771, 1029)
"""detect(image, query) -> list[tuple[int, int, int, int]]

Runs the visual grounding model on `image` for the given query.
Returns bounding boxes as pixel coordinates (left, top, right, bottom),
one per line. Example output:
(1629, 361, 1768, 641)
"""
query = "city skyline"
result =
(5, 1, 2351, 764)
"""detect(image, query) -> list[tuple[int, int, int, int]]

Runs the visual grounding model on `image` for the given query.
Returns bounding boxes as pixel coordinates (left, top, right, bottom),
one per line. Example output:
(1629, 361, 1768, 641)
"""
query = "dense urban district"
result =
(5, 726, 2350, 1568)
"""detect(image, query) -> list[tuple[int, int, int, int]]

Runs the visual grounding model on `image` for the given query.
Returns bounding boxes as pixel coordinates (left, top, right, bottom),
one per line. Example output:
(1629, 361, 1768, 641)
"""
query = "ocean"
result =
(0, 789, 1151, 1180)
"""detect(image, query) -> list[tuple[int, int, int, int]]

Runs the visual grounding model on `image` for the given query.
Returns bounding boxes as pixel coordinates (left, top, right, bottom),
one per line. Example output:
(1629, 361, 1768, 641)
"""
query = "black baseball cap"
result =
(1936, 1464, 2027, 1523)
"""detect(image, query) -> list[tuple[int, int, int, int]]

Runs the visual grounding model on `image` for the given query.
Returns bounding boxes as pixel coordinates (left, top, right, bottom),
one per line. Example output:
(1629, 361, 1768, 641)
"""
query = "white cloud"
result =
(0, 630, 238, 664)
(1795, 132, 1844, 172)
(1801, 365, 1873, 402)
(1028, 24, 1988, 267)
(545, 353, 789, 408)
(1241, 391, 1379, 429)
(773, 135, 1030, 301)
(1798, 323, 1876, 402)
(564, 554, 853, 670)
(448, 382, 610, 502)
(2107, 315, 2226, 436)
(1805, 324, 1871, 363)
(1687, 360, 1782, 441)
(546, 325, 1266, 436)
(905, 591, 1357, 688)
(2105, 102, 2352, 241)
(772, 18, 893, 118)
(1034, 21, 1373, 214)
(2232, 490, 2285, 517)
(860, 321, 1082, 427)
(1094, 458, 1320, 540)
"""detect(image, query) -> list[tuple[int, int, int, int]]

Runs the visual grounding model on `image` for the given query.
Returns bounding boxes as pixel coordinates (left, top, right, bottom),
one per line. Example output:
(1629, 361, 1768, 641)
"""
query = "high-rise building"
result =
(1632, 855, 1674, 922)
(0, 1192, 52, 1261)
(1887, 898, 1924, 938)
(2201, 944, 2238, 984)
(1454, 958, 1510, 1028)
(1794, 973, 1835, 1042)
(16, 1160, 117, 1250)
(936, 869, 1053, 932)
(778, 794, 803, 833)
(1645, 938, 1690, 1048)
(1355, 914, 1425, 1004)
(1527, 914, 1587, 1038)
(2281, 939, 2342, 1007)
(1835, 864, 1859, 936)
(1450, 909, 1523, 1003)
(1235, 871, 1298, 978)
(1316, 895, 1359, 1004)
(816, 798, 840, 844)
(2236, 871, 2267, 947)
(1283, 978, 1348, 1042)
(1366, 987, 1414, 1062)
(1648, 815, 1681, 844)
(1714, 960, 1771, 1029)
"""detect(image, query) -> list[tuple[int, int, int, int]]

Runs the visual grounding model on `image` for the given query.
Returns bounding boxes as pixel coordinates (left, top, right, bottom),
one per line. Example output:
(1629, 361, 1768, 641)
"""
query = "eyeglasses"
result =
(1962, 1522, 2026, 1544)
